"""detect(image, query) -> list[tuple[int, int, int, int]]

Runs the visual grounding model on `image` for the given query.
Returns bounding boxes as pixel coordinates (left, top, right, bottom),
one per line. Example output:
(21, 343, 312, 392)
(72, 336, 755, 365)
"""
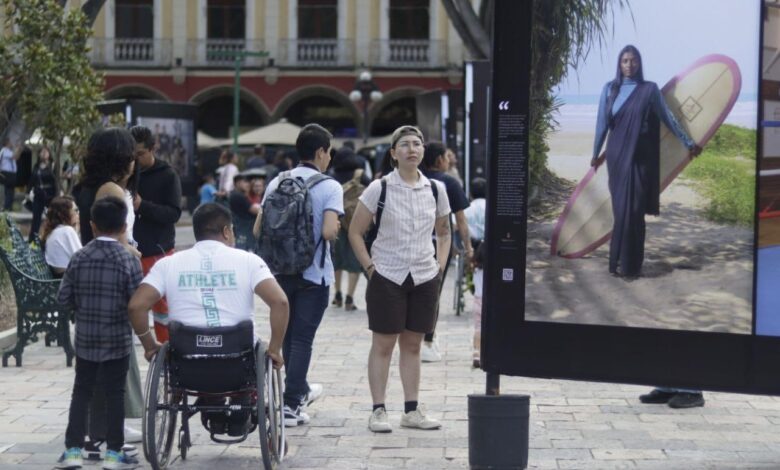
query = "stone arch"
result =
(272, 86, 360, 137)
(189, 85, 270, 138)
(368, 87, 425, 136)
(105, 83, 170, 101)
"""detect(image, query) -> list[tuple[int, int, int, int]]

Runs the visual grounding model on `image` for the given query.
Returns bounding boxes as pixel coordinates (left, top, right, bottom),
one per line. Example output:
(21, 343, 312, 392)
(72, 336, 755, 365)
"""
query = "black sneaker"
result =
(638, 389, 678, 404)
(668, 392, 705, 409)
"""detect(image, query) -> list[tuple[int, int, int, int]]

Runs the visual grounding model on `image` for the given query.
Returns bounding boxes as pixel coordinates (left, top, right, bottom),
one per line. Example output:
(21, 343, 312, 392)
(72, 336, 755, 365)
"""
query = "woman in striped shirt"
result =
(349, 125, 451, 433)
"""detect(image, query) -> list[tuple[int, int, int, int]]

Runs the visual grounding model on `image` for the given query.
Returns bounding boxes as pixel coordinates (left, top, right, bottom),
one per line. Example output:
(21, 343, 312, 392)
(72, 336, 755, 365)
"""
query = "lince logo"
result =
(196, 334, 223, 348)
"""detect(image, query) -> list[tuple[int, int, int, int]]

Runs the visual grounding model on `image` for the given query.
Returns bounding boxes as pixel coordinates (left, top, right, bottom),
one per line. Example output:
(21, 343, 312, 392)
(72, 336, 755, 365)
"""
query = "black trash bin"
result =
(468, 394, 530, 469)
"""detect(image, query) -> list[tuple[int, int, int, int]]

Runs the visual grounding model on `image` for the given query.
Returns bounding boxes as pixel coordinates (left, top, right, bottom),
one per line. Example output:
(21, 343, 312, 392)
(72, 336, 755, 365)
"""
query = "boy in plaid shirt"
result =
(56, 197, 143, 470)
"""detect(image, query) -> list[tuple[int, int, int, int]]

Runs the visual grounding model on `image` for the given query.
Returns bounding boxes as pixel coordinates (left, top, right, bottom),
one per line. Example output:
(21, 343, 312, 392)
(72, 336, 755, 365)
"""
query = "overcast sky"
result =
(556, 0, 760, 97)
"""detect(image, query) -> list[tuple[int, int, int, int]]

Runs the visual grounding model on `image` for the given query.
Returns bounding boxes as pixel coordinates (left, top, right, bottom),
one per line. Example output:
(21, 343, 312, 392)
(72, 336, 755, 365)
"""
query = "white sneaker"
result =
(123, 425, 142, 444)
(368, 407, 392, 433)
(400, 404, 441, 430)
(420, 342, 441, 363)
(304, 383, 323, 407)
(283, 405, 311, 427)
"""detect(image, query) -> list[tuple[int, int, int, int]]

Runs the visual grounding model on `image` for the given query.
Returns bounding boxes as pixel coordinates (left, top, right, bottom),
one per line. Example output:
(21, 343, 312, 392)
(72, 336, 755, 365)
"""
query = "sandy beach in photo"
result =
(525, 127, 754, 334)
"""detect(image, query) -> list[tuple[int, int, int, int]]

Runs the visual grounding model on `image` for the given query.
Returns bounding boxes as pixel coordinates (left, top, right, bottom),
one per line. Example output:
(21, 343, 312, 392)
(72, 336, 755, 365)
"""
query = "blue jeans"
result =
(276, 275, 329, 408)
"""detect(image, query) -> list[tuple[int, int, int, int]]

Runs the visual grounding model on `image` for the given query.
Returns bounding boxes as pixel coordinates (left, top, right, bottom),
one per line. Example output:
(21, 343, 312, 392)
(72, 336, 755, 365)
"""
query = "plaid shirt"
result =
(58, 238, 143, 362)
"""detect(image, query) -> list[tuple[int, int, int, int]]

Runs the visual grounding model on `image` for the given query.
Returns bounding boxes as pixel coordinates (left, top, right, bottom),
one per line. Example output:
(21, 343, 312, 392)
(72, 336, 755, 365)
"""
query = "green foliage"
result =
(700, 124, 756, 160)
(529, 0, 630, 186)
(681, 125, 757, 226)
(1, 0, 104, 167)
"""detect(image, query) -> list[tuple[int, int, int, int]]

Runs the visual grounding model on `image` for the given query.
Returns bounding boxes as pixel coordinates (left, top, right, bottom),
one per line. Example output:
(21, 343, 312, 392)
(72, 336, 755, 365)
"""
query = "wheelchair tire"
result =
(143, 343, 178, 470)
(266, 356, 286, 463)
(256, 343, 284, 469)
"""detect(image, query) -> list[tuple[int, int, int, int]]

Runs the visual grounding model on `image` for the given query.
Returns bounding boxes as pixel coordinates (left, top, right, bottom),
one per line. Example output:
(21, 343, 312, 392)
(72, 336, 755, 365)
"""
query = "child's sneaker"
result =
(82, 440, 138, 461)
(102, 449, 139, 470)
(55, 447, 83, 469)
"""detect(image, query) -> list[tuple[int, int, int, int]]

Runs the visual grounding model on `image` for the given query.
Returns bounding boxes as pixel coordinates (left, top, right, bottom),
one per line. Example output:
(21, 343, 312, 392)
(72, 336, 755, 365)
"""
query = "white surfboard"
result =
(550, 54, 742, 258)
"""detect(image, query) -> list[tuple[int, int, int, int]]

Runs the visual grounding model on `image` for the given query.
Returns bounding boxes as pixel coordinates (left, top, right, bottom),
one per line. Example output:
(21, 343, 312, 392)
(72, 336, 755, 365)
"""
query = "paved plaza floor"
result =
(2, 254, 780, 469)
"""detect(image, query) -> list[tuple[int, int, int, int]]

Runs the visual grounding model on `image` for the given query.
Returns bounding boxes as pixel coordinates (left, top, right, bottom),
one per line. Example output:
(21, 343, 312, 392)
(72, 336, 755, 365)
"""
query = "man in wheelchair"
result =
(129, 203, 289, 442)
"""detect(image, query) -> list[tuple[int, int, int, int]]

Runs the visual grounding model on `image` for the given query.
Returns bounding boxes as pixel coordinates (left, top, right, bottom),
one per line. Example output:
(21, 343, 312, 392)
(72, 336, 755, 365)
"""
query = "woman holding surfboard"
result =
(592, 45, 702, 278)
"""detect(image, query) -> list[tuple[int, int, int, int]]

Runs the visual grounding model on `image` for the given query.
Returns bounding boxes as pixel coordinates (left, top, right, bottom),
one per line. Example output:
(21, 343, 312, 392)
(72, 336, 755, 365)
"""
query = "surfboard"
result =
(550, 54, 742, 258)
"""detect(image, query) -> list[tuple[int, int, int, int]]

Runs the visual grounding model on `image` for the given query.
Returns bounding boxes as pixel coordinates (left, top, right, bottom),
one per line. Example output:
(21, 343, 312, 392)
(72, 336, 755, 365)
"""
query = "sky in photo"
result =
(556, 0, 761, 98)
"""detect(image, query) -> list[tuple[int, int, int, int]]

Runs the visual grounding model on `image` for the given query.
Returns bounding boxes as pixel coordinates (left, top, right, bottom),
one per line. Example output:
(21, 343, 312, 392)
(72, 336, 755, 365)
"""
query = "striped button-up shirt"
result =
(58, 238, 143, 362)
(359, 169, 450, 286)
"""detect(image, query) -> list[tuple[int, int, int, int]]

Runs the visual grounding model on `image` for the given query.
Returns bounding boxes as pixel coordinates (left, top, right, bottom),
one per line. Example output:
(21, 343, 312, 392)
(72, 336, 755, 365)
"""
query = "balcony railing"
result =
(277, 39, 354, 67)
(185, 39, 267, 68)
(88, 38, 172, 68)
(370, 39, 446, 69)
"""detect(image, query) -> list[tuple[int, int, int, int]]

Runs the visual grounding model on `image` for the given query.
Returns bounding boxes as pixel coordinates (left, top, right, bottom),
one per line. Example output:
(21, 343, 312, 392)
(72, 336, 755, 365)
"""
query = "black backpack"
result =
(257, 171, 332, 275)
(364, 178, 438, 256)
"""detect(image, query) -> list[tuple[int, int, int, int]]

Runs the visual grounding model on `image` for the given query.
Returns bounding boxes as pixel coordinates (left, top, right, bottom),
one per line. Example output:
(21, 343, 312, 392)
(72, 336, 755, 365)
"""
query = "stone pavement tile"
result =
(736, 450, 780, 462)
(558, 459, 637, 469)
(370, 446, 443, 458)
(296, 442, 371, 458)
(0, 452, 30, 465)
(551, 438, 624, 449)
(664, 449, 740, 461)
(617, 439, 698, 451)
(592, 448, 666, 460)
(17, 452, 61, 464)
(403, 457, 468, 469)
(0, 432, 59, 444)
(526, 458, 560, 469)
(337, 435, 409, 448)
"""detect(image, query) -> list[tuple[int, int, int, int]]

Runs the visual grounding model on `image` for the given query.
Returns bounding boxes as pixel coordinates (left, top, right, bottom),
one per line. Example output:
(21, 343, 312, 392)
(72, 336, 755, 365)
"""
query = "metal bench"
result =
(0, 214, 74, 367)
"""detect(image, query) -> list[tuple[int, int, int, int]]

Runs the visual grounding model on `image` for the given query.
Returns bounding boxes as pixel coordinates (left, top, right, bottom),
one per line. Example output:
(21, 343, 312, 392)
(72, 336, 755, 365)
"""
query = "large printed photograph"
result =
(135, 116, 194, 178)
(524, 0, 759, 334)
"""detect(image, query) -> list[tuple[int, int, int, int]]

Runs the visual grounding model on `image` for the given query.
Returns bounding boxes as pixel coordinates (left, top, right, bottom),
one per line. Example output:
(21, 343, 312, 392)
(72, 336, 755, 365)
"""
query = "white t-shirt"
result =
(142, 240, 274, 328)
(45, 225, 83, 269)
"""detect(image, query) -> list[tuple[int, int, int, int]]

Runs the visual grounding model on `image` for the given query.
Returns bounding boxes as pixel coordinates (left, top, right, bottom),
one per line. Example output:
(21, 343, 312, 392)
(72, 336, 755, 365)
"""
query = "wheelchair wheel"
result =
(266, 355, 285, 462)
(143, 343, 178, 470)
(256, 344, 284, 469)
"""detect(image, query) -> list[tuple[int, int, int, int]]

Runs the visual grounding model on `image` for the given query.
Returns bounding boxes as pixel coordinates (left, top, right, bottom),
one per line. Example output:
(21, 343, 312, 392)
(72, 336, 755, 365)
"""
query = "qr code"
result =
(502, 269, 514, 282)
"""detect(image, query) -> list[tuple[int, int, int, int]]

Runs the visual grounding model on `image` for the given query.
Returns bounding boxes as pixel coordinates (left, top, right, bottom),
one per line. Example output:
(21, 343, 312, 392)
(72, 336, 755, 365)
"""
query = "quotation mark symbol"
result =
(498, 101, 510, 111)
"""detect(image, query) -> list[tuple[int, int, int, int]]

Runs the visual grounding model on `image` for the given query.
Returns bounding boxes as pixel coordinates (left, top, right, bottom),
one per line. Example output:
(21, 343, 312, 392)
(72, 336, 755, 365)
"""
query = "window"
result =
(298, 0, 337, 39)
(207, 0, 246, 39)
(115, 0, 153, 38)
(389, 0, 429, 40)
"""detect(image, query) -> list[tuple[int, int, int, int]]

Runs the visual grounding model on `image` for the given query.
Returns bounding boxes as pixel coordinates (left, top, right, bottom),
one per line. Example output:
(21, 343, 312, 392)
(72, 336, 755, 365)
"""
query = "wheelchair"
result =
(142, 320, 285, 469)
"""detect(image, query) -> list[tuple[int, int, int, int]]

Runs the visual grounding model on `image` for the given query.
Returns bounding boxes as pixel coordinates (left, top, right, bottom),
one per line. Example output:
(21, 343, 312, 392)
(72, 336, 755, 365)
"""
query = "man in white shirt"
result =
(0, 138, 19, 211)
(128, 203, 289, 368)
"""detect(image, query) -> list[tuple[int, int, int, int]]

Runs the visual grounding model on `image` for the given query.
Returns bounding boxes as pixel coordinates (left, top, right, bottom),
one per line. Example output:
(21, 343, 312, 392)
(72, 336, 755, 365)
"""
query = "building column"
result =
(355, 0, 370, 66)
(379, 0, 389, 64)
(172, 0, 187, 66)
(429, 0, 439, 66)
(287, 0, 297, 64)
(104, 0, 115, 64)
(264, 0, 279, 64)
(197, 0, 206, 63)
(338, 0, 348, 65)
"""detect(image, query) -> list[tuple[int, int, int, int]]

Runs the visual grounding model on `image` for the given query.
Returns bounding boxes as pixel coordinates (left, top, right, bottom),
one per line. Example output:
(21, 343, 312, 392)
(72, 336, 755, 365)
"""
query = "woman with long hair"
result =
(28, 146, 57, 241)
(349, 125, 451, 433)
(73, 128, 140, 256)
(40, 196, 81, 276)
(592, 45, 702, 278)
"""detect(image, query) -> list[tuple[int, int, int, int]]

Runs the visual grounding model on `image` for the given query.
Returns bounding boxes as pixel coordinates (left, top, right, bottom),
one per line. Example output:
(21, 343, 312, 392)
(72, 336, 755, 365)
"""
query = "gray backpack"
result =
(257, 171, 332, 275)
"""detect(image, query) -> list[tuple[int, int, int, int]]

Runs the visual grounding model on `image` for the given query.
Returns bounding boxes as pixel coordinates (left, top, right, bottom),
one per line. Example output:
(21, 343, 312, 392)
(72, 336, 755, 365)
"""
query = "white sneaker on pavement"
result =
(368, 407, 392, 433)
(420, 342, 441, 363)
(400, 404, 441, 430)
(123, 425, 142, 444)
(304, 383, 323, 407)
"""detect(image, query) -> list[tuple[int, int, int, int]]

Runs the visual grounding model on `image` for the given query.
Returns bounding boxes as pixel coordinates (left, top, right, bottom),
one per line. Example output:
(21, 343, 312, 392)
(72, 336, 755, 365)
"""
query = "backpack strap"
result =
(430, 179, 438, 204)
(303, 172, 334, 270)
(305, 172, 333, 190)
(374, 179, 388, 232)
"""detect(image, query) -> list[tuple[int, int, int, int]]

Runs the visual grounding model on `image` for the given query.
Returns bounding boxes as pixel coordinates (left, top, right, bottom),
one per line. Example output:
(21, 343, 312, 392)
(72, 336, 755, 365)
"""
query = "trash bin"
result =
(468, 394, 530, 469)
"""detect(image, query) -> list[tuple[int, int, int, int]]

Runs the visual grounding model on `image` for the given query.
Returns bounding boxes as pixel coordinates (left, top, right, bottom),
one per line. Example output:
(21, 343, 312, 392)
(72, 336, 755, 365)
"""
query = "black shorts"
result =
(366, 271, 441, 334)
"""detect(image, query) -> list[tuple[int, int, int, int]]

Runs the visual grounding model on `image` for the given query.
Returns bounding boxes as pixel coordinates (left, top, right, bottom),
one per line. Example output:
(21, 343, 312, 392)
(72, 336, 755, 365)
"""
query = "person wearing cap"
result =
(246, 144, 266, 169)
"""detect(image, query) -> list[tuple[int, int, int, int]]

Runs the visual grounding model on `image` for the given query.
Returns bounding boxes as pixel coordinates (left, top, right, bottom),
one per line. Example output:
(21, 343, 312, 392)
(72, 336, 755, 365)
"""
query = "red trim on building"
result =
(104, 74, 461, 112)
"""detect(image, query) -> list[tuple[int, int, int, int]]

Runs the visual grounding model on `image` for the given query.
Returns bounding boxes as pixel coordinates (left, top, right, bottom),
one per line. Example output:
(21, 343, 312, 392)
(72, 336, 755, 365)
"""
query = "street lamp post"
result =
(349, 70, 383, 145)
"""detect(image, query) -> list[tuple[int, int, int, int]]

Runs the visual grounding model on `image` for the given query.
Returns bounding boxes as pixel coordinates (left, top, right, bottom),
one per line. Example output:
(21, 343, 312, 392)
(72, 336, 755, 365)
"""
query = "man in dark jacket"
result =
(130, 125, 182, 343)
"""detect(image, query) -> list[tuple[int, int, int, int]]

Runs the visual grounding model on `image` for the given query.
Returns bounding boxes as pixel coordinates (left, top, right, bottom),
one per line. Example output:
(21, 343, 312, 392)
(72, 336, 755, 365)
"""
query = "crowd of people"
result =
(0, 109, 708, 469)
